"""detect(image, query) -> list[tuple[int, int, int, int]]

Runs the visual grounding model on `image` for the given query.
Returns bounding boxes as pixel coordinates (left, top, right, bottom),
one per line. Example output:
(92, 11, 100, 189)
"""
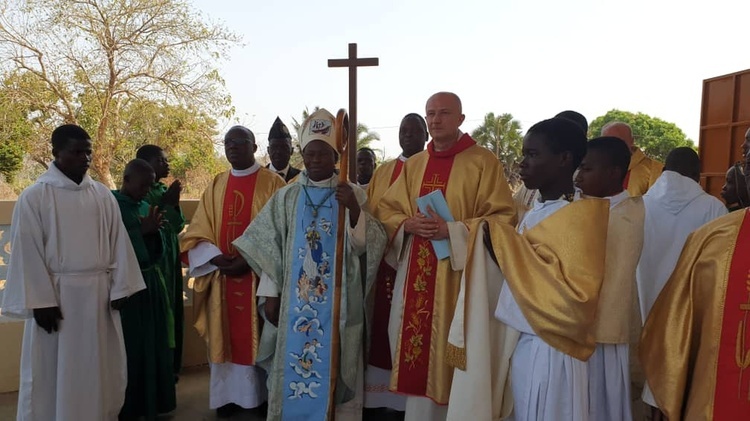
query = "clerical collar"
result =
(398, 154, 408, 162)
(305, 174, 339, 188)
(269, 162, 289, 177)
(535, 189, 581, 205)
(230, 162, 260, 177)
(607, 190, 630, 208)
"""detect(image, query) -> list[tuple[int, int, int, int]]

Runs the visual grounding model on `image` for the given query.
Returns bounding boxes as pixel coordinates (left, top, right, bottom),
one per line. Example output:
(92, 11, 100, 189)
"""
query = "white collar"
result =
(269, 162, 289, 174)
(305, 174, 339, 188)
(534, 188, 581, 206)
(607, 190, 630, 208)
(230, 162, 260, 177)
(398, 154, 408, 162)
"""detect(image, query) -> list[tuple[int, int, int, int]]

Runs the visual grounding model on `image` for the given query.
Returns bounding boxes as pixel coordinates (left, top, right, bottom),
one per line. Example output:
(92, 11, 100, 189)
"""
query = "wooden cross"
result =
(328, 43, 379, 183)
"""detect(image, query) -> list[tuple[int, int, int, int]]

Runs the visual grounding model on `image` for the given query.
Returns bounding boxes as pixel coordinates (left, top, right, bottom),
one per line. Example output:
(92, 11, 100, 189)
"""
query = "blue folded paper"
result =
(416, 189, 455, 260)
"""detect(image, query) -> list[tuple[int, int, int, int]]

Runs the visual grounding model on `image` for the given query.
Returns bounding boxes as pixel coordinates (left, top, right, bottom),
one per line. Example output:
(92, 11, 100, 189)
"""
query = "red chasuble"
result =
(369, 158, 406, 369)
(219, 173, 259, 366)
(714, 210, 750, 418)
(396, 135, 474, 395)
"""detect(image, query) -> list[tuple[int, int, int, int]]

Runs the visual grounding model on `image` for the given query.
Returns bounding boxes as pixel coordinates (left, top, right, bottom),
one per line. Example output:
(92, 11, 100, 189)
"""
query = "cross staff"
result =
(327, 109, 349, 420)
(328, 43, 379, 183)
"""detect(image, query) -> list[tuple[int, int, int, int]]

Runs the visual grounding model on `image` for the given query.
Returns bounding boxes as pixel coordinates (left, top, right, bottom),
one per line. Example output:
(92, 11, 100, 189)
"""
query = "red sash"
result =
(369, 159, 406, 369)
(714, 210, 750, 418)
(219, 173, 259, 366)
(395, 135, 474, 395)
(390, 159, 405, 184)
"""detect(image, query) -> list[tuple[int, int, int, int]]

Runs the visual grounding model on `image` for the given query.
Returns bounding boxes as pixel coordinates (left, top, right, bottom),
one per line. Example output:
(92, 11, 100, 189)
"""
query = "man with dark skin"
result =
(266, 116, 301, 182)
(1, 124, 146, 420)
(576, 137, 645, 421)
(234, 108, 388, 420)
(114, 159, 177, 420)
(356, 147, 377, 187)
(136, 144, 186, 379)
(720, 164, 749, 211)
(180, 125, 286, 418)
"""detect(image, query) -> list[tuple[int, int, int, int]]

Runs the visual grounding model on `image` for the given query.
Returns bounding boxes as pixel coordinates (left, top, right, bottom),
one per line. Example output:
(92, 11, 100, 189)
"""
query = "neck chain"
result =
(302, 184, 336, 218)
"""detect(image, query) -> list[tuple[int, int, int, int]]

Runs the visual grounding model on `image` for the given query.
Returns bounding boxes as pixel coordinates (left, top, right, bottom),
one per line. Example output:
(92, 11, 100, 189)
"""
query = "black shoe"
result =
(216, 403, 240, 418)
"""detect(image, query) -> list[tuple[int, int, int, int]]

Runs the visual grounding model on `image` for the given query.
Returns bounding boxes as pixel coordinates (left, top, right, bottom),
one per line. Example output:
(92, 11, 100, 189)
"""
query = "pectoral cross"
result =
(328, 43, 379, 183)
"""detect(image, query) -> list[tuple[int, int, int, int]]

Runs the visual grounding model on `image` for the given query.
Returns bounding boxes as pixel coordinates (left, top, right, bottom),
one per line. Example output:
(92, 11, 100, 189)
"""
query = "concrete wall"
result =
(0, 199, 205, 393)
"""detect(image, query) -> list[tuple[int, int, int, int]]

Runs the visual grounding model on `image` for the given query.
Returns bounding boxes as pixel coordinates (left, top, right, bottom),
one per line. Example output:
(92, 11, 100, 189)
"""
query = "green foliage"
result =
(471, 112, 524, 187)
(588, 109, 695, 162)
(0, 0, 241, 188)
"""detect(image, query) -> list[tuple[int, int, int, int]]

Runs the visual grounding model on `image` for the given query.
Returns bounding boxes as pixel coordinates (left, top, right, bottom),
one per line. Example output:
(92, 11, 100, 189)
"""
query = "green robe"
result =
(144, 181, 186, 373)
(233, 174, 387, 420)
(113, 190, 176, 419)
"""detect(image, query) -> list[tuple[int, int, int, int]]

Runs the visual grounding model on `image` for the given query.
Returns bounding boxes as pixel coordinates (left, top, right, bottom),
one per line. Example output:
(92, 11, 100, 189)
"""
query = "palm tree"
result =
(471, 112, 524, 187)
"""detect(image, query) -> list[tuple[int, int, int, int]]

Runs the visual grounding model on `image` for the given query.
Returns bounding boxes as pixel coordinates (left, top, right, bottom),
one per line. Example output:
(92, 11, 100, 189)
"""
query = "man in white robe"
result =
(0, 124, 146, 421)
(575, 136, 645, 421)
(637, 147, 726, 412)
(492, 118, 604, 421)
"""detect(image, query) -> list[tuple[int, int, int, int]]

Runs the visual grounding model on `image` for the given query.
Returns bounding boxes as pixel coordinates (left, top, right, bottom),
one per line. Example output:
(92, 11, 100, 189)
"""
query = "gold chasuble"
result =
(367, 158, 404, 212)
(366, 157, 405, 370)
(640, 209, 750, 420)
(487, 198, 610, 360)
(378, 134, 516, 404)
(180, 169, 285, 364)
(624, 148, 663, 196)
(594, 196, 645, 345)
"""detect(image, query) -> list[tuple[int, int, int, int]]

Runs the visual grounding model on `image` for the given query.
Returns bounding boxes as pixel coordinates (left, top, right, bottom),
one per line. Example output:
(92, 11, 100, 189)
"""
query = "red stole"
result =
(714, 210, 750, 418)
(623, 171, 631, 189)
(390, 159, 405, 184)
(369, 158, 406, 369)
(219, 173, 259, 366)
(395, 134, 474, 395)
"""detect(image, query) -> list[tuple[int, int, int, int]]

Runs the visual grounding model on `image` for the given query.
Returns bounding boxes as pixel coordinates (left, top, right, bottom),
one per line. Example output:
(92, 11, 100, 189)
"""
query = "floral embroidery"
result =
(402, 241, 434, 369)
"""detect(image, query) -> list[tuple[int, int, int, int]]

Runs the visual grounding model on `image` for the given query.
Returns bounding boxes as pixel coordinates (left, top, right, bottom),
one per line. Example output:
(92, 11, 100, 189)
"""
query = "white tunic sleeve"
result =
(0, 190, 56, 318)
(187, 241, 223, 277)
(257, 272, 279, 297)
(347, 211, 367, 254)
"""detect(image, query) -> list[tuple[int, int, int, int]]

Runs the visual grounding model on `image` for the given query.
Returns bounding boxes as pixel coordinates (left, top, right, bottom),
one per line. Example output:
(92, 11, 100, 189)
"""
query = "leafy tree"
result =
(0, 0, 241, 187)
(471, 112, 524, 187)
(588, 109, 694, 162)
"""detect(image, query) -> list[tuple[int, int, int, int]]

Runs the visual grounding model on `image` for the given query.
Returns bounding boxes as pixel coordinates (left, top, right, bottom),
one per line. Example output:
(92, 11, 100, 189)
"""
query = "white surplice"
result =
(185, 164, 269, 410)
(495, 192, 589, 421)
(0, 163, 146, 421)
(588, 191, 633, 421)
(636, 171, 726, 406)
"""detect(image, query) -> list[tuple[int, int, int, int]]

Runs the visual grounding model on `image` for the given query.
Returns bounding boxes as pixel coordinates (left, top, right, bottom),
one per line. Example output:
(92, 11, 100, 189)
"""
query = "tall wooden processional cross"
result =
(328, 43, 379, 183)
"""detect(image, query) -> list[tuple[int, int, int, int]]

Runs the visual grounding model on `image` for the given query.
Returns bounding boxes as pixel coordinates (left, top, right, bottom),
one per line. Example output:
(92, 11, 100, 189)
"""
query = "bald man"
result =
(601, 122, 663, 196)
(180, 125, 286, 418)
(377, 92, 516, 421)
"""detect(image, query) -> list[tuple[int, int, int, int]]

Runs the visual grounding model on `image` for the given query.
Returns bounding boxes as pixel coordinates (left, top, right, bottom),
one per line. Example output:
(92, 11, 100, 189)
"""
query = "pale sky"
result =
(192, 0, 750, 160)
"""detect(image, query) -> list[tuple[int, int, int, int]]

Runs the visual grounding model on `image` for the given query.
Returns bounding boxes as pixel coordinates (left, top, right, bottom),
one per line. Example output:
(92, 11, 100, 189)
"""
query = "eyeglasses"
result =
(223, 138, 252, 146)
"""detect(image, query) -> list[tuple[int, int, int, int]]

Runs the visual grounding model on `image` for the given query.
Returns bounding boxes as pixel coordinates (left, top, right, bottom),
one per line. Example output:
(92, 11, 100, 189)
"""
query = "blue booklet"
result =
(416, 189, 454, 260)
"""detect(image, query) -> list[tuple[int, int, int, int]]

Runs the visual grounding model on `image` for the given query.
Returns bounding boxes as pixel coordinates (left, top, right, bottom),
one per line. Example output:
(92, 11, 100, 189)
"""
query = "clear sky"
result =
(191, 0, 750, 160)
